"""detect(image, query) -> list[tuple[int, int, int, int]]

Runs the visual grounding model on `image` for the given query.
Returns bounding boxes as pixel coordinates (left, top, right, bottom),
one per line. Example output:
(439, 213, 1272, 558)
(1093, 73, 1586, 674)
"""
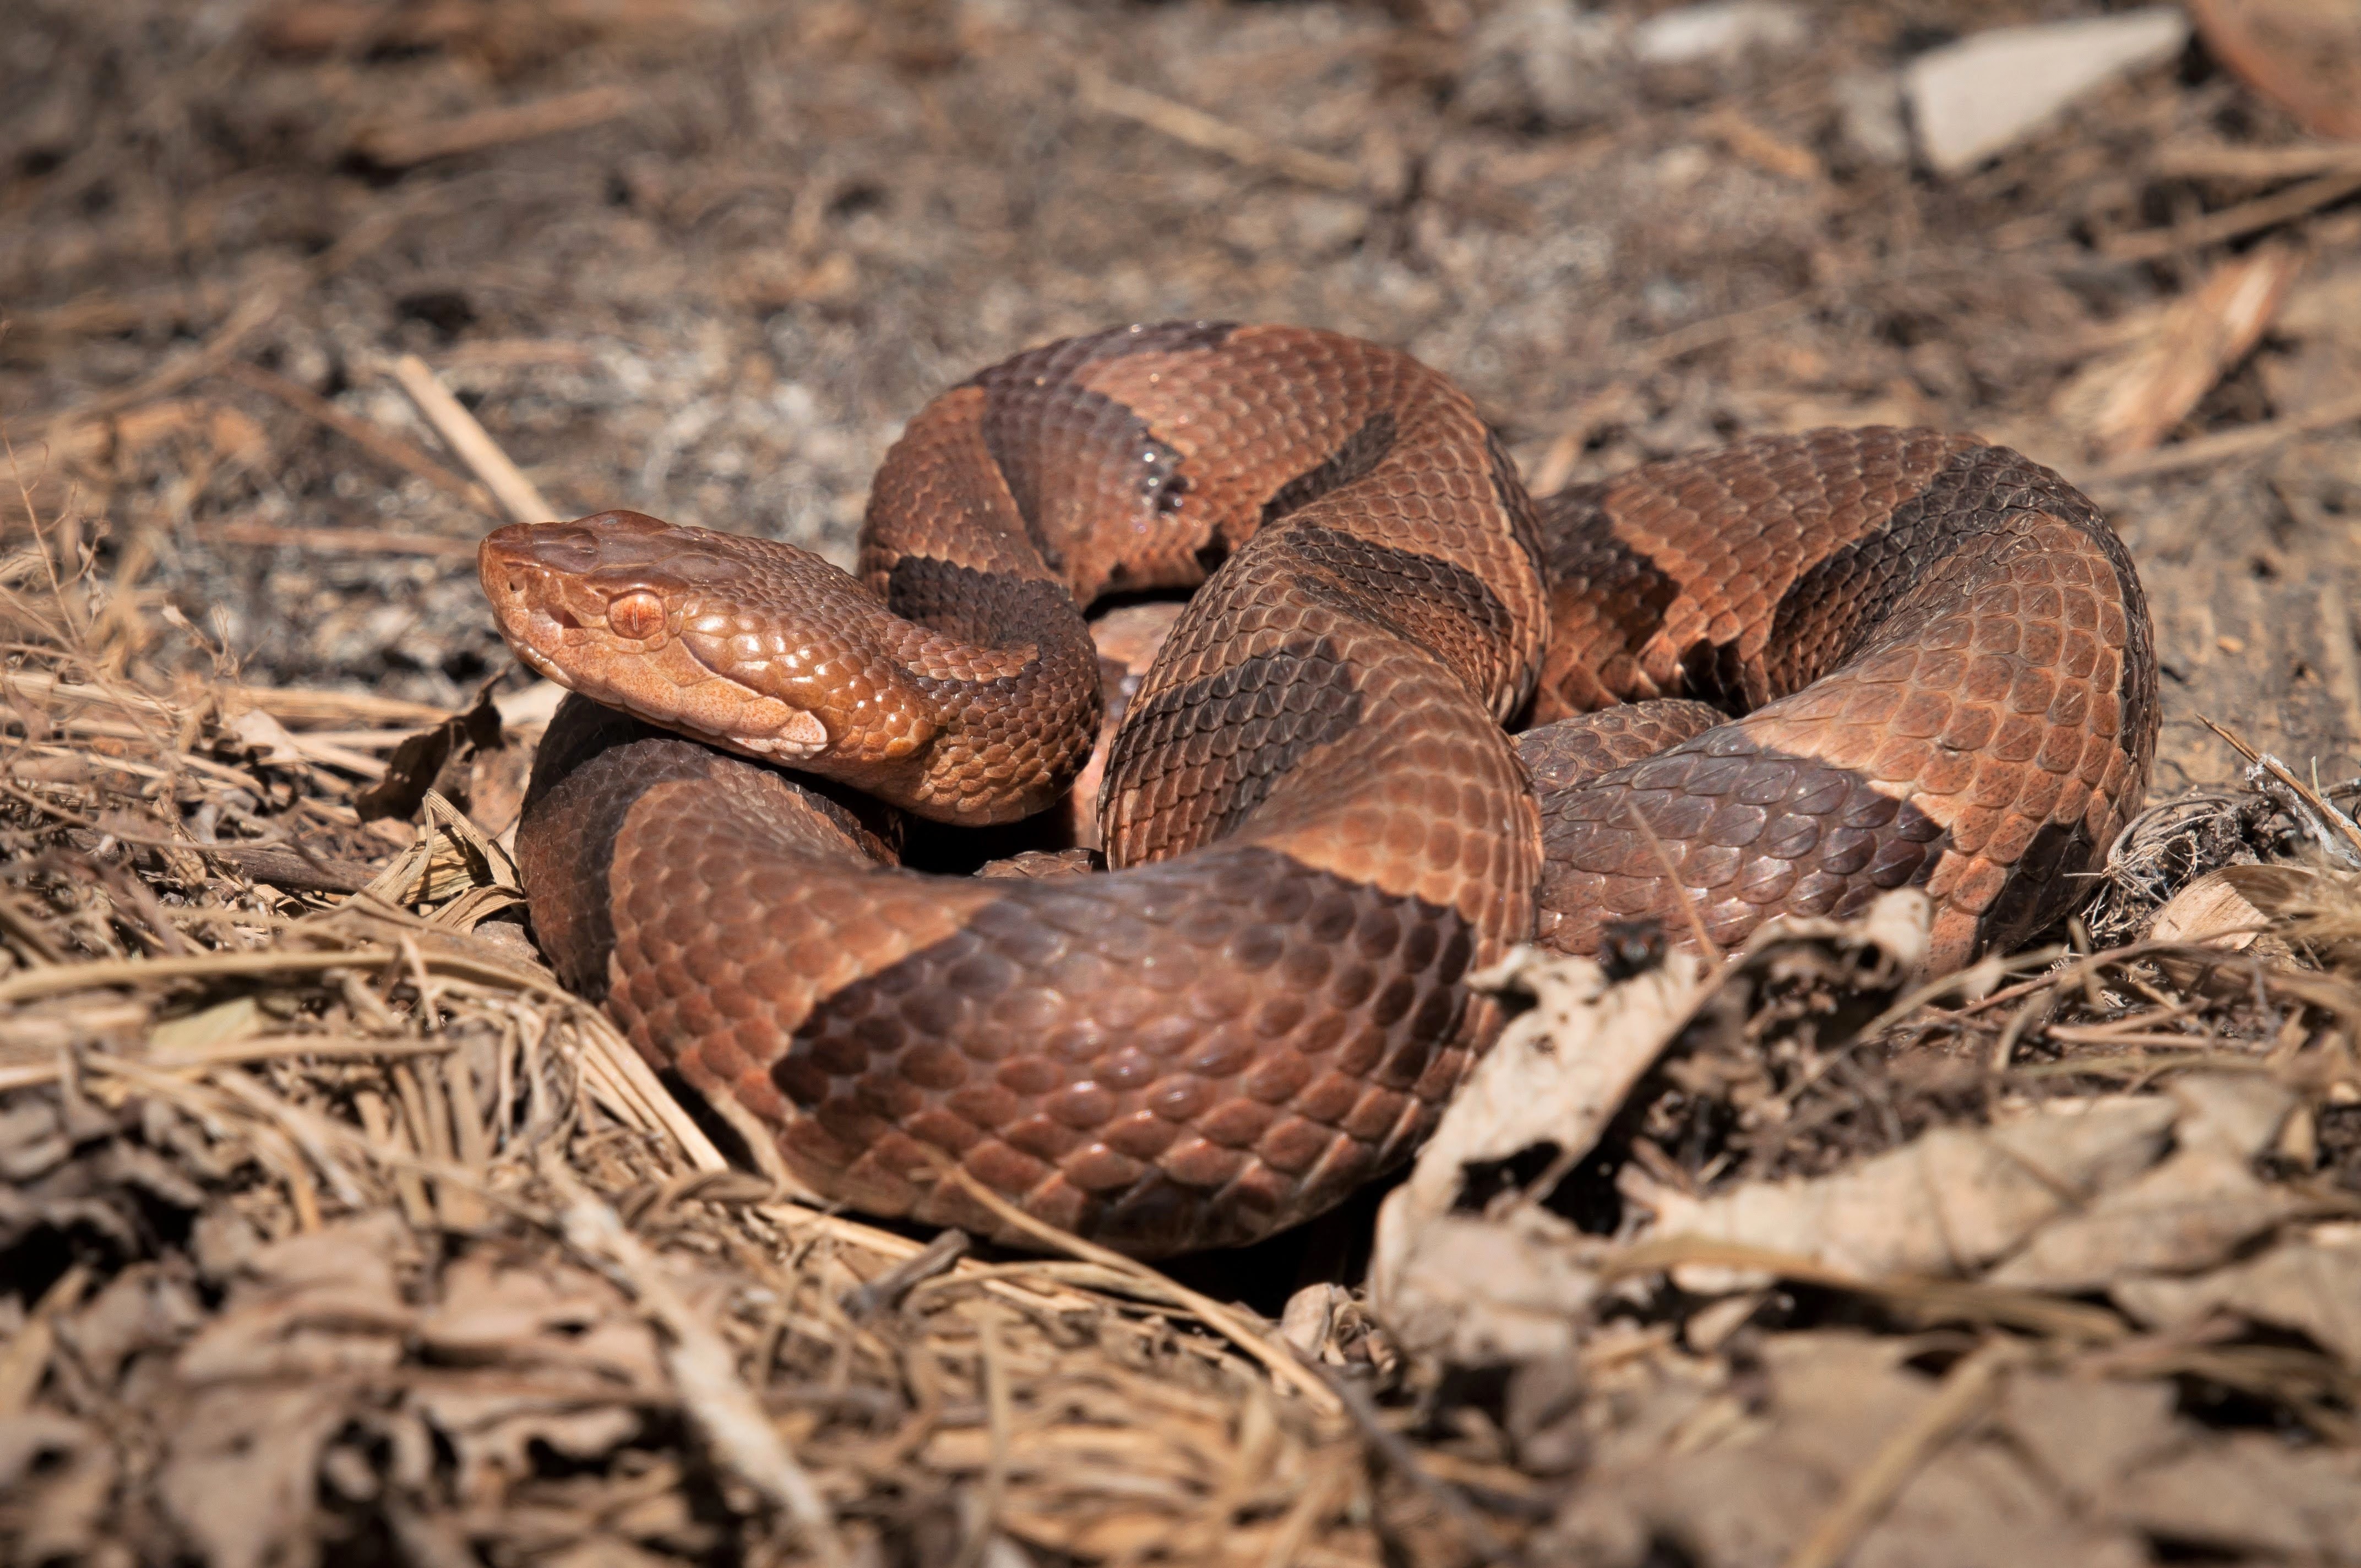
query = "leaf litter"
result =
(16, 569, 2361, 1567)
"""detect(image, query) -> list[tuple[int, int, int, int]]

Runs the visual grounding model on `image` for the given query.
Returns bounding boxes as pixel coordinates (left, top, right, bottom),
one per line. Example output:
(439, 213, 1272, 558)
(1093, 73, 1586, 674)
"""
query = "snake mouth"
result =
(479, 530, 834, 763)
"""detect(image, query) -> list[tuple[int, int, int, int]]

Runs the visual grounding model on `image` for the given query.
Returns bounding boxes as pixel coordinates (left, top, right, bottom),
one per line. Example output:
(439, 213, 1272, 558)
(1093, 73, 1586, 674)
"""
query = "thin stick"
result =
(1291, 1347, 1515, 1563)
(1074, 66, 1361, 192)
(386, 356, 553, 526)
(2153, 140, 2361, 181)
(932, 1163, 1342, 1415)
(354, 85, 637, 169)
(224, 361, 493, 514)
(2102, 170, 2361, 262)
(1626, 798, 1724, 963)
(1782, 1341, 2020, 1568)
(211, 520, 478, 559)
(2081, 389, 2361, 486)
(841, 1229, 970, 1320)
(2199, 714, 2361, 865)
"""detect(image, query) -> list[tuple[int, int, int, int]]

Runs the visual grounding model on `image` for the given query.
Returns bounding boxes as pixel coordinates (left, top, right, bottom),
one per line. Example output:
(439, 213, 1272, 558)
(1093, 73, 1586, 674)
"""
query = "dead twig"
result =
(210, 520, 480, 559)
(385, 356, 555, 527)
(2080, 389, 2361, 486)
(354, 85, 638, 169)
(933, 1163, 1345, 1417)
(223, 361, 494, 515)
(1074, 66, 1361, 192)
(2154, 140, 2361, 182)
(2101, 169, 2361, 261)
(1290, 1347, 1516, 1564)
(1781, 1340, 2023, 1568)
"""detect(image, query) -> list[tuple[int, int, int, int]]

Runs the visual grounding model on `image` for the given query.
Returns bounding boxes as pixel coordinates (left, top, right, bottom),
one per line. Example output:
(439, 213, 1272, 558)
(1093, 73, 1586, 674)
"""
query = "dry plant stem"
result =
(0, 667, 451, 728)
(1945, 937, 2259, 1026)
(1290, 1347, 1514, 1565)
(0, 941, 578, 1009)
(223, 360, 492, 513)
(2009, 1049, 2282, 1080)
(934, 1164, 1343, 1415)
(356, 84, 637, 168)
(210, 521, 479, 558)
(1626, 797, 1724, 963)
(1781, 1340, 2021, 1568)
(1073, 66, 1361, 192)
(0, 776, 251, 852)
(2083, 389, 2361, 485)
(841, 1228, 970, 1320)
(2102, 169, 2361, 260)
(0, 884, 68, 964)
(1992, 987, 2053, 1072)
(386, 355, 554, 526)
(547, 1161, 851, 1568)
(948, 1306, 1014, 1568)
(2199, 714, 2361, 862)
(2155, 140, 2361, 180)
(1862, 946, 2064, 1041)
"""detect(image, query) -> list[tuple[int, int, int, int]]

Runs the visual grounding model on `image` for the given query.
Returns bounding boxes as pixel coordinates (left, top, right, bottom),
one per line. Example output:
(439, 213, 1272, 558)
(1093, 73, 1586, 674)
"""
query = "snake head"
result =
(480, 511, 937, 765)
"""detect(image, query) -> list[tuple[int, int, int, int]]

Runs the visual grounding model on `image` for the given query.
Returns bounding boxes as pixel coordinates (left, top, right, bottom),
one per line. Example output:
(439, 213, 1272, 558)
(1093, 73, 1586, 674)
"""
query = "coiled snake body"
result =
(482, 323, 2157, 1256)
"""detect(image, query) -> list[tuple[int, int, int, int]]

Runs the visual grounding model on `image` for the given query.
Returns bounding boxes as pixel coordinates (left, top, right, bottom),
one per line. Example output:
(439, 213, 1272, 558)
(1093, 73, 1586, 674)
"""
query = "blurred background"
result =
(9, 0, 2361, 797)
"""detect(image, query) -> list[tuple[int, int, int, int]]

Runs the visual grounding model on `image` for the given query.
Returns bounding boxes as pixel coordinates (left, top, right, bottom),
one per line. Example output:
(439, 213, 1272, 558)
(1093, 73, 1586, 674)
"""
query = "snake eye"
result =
(607, 591, 667, 641)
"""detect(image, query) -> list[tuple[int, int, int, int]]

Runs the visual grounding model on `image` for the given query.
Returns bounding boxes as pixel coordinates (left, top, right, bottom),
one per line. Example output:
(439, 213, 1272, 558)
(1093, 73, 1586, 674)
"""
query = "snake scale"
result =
(481, 322, 2158, 1256)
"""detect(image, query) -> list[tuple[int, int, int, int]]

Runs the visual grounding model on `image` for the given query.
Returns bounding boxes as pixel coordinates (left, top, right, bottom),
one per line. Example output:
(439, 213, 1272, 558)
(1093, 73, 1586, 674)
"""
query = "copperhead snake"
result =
(481, 322, 2158, 1256)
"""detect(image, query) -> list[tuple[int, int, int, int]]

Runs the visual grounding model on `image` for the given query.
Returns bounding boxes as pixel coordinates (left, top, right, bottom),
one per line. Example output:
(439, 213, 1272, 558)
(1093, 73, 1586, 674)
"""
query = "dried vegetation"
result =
(8, 0, 2361, 1564)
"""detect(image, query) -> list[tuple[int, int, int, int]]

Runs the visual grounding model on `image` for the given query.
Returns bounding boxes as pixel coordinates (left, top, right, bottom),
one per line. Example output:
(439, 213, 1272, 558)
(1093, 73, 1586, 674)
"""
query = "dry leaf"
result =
(1640, 1095, 2178, 1290)
(2054, 245, 2303, 457)
(2107, 1437, 2361, 1560)
(1542, 1331, 2153, 1568)
(1369, 941, 1709, 1357)
(1990, 1074, 2311, 1291)
(1372, 892, 1932, 1356)
(159, 1382, 356, 1568)
(0, 1413, 117, 1564)
(2112, 1222, 2361, 1366)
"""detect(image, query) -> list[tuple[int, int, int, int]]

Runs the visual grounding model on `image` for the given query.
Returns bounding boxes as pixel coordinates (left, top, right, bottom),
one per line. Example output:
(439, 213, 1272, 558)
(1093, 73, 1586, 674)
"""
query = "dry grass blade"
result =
(550, 1165, 851, 1568)
(354, 85, 639, 168)
(2100, 169, 2361, 260)
(222, 360, 493, 514)
(1781, 1340, 2022, 1568)
(1074, 66, 1362, 192)
(933, 1164, 1345, 1417)
(386, 356, 554, 526)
